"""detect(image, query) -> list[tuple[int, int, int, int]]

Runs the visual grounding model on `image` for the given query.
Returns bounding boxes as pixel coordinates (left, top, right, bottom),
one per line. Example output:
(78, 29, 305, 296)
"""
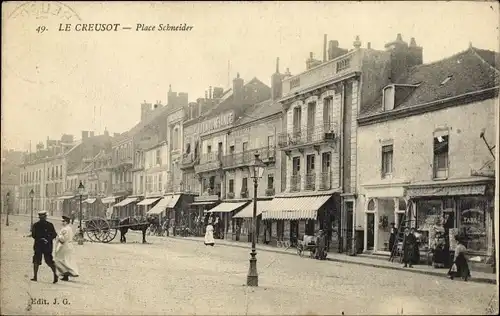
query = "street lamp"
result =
(5, 192, 10, 226)
(247, 152, 265, 287)
(29, 189, 35, 231)
(78, 181, 85, 245)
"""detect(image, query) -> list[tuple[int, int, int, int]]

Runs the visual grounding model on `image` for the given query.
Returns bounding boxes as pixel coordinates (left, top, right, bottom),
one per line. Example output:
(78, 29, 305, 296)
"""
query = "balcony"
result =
(112, 181, 133, 193)
(132, 157, 145, 171)
(194, 152, 222, 174)
(278, 122, 337, 150)
(290, 175, 301, 192)
(222, 147, 276, 169)
(305, 174, 316, 191)
(319, 171, 332, 190)
(113, 156, 133, 168)
(180, 153, 198, 170)
(282, 50, 360, 98)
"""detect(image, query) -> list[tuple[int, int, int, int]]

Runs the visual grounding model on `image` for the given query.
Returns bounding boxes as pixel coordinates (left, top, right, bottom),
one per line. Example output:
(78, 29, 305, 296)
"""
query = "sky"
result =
(2, 1, 499, 152)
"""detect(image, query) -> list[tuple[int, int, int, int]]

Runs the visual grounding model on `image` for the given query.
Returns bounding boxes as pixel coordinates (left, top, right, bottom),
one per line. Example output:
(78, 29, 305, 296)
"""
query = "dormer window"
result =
(382, 85, 395, 111)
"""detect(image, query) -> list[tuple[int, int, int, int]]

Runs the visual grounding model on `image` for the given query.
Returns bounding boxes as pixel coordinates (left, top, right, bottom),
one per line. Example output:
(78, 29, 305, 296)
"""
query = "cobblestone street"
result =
(1, 216, 497, 315)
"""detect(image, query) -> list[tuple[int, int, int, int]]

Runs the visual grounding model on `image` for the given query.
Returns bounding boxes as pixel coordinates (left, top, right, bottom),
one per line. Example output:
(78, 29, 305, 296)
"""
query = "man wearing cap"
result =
(31, 210, 58, 283)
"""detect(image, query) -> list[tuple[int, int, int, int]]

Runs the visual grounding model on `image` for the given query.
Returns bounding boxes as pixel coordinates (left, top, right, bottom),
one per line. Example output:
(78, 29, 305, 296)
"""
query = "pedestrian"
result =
(410, 227, 421, 265)
(316, 230, 327, 260)
(448, 235, 471, 281)
(30, 210, 59, 283)
(204, 219, 215, 246)
(54, 216, 79, 281)
(71, 210, 76, 225)
(388, 222, 397, 255)
(402, 227, 416, 268)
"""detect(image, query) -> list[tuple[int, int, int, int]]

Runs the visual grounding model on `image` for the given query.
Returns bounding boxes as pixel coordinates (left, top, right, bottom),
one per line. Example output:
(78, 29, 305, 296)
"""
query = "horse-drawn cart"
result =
(81, 216, 152, 243)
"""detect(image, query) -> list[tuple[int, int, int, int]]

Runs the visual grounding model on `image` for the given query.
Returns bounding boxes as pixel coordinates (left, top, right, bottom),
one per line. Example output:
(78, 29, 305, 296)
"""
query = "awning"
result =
(207, 202, 247, 213)
(147, 198, 170, 215)
(191, 201, 216, 206)
(137, 198, 160, 206)
(102, 196, 120, 204)
(57, 195, 75, 200)
(261, 195, 331, 220)
(113, 197, 138, 208)
(406, 184, 487, 198)
(163, 194, 182, 209)
(83, 198, 97, 204)
(233, 200, 272, 218)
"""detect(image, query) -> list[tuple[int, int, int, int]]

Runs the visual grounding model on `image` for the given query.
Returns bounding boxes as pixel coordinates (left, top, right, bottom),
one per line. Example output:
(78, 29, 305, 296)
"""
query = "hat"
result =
(62, 216, 71, 222)
(38, 210, 47, 216)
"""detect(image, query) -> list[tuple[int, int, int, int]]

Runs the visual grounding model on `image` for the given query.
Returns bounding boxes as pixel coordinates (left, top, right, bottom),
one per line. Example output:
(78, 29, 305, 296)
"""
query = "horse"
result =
(118, 216, 156, 243)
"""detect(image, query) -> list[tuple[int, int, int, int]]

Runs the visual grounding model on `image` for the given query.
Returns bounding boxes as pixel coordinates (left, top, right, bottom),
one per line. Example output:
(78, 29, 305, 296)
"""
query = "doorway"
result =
(367, 213, 375, 250)
(290, 220, 299, 246)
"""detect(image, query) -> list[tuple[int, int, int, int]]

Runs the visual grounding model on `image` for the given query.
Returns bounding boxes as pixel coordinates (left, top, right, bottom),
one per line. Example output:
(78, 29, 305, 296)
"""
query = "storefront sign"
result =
(460, 208, 483, 226)
(200, 111, 234, 134)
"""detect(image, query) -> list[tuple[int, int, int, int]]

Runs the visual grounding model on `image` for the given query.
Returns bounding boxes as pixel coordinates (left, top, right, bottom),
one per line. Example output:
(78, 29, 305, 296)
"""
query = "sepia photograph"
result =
(1, 1, 499, 315)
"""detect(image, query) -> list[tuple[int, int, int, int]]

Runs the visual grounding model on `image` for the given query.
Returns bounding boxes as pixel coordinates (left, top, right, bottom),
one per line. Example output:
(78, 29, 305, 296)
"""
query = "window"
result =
(241, 177, 248, 192)
(292, 157, 300, 174)
(381, 145, 393, 177)
(156, 149, 161, 166)
(229, 179, 234, 193)
(323, 97, 332, 129)
(158, 173, 162, 191)
(321, 152, 331, 173)
(185, 143, 191, 154)
(306, 154, 315, 174)
(267, 136, 275, 148)
(242, 142, 248, 152)
(433, 134, 449, 178)
(383, 86, 395, 111)
(267, 174, 274, 190)
(229, 145, 235, 154)
(207, 145, 212, 153)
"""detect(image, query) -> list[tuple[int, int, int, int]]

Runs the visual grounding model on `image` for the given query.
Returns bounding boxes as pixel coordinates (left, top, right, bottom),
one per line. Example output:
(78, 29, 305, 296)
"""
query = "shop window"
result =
(433, 134, 449, 178)
(416, 199, 442, 231)
(277, 221, 285, 240)
(229, 179, 234, 193)
(381, 144, 393, 178)
(398, 198, 407, 211)
(459, 197, 487, 253)
(241, 178, 248, 192)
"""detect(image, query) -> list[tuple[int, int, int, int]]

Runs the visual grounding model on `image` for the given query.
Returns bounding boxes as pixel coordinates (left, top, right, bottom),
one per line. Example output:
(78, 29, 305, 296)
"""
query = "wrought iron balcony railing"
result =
(278, 122, 337, 149)
(319, 171, 332, 190)
(194, 152, 222, 173)
(222, 147, 276, 169)
(290, 175, 301, 192)
(305, 173, 316, 191)
(112, 181, 133, 193)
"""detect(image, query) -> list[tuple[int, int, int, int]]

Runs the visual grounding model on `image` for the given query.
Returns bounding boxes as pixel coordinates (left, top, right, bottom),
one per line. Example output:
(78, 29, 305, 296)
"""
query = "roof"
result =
(234, 98, 280, 125)
(360, 46, 500, 117)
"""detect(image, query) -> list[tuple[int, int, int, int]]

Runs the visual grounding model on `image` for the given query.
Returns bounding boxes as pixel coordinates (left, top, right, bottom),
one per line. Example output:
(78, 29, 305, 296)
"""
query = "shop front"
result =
(191, 200, 217, 236)
(113, 197, 138, 219)
(406, 177, 495, 265)
(205, 201, 248, 240)
(83, 198, 107, 219)
(137, 197, 161, 216)
(232, 199, 272, 243)
(261, 194, 336, 249)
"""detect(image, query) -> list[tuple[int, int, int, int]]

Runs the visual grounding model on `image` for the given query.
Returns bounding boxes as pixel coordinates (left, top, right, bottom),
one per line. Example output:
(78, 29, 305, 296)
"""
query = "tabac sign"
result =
(200, 111, 234, 135)
(460, 208, 483, 226)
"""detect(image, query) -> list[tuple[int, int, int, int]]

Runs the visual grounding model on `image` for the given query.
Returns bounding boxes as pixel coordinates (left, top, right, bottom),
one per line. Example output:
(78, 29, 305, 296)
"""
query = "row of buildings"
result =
(15, 33, 497, 265)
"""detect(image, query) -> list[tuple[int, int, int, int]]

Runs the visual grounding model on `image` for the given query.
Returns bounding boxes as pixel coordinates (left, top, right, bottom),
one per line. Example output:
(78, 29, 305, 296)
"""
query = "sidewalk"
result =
(169, 235, 497, 285)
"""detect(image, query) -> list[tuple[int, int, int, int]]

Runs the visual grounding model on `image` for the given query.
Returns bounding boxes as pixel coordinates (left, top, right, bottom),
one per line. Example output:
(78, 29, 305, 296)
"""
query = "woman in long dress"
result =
(204, 220, 215, 246)
(54, 216, 79, 281)
(448, 235, 471, 281)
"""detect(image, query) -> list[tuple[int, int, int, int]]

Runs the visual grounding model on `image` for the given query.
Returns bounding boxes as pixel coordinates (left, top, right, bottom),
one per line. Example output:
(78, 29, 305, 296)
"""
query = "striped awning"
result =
(137, 198, 160, 206)
(113, 197, 138, 208)
(83, 198, 97, 204)
(163, 194, 182, 209)
(57, 195, 75, 200)
(261, 195, 331, 220)
(207, 202, 247, 213)
(191, 201, 216, 206)
(102, 196, 120, 204)
(233, 200, 272, 218)
(147, 198, 170, 215)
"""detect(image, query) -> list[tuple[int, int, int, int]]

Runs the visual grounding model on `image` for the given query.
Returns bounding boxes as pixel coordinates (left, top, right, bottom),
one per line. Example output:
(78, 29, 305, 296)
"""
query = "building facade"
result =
(356, 45, 498, 264)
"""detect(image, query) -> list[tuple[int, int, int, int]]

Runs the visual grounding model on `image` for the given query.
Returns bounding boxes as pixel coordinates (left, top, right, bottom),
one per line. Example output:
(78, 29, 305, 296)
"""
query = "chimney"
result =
(271, 57, 283, 101)
(209, 86, 212, 99)
(384, 33, 422, 82)
(367, 42, 371, 49)
(212, 87, 224, 99)
(205, 91, 208, 100)
(178, 92, 188, 107)
(323, 34, 328, 62)
(353, 35, 361, 49)
(82, 131, 89, 140)
(233, 72, 244, 106)
(284, 67, 292, 78)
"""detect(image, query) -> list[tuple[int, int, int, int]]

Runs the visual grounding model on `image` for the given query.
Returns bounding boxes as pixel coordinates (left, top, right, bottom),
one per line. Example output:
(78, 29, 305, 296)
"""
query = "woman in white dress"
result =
(54, 216, 79, 281)
(204, 219, 215, 246)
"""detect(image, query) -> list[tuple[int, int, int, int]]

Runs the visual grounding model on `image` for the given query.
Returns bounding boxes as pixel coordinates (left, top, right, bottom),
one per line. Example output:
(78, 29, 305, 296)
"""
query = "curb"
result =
(169, 236, 497, 285)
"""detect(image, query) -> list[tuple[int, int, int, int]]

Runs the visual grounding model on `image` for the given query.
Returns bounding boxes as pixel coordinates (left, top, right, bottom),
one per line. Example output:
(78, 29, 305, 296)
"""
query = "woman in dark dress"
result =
(448, 235, 471, 281)
(388, 223, 397, 255)
(402, 227, 417, 268)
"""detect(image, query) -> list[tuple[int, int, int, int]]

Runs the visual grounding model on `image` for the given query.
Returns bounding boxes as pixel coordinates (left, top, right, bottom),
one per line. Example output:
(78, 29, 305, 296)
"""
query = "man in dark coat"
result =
(388, 223, 397, 255)
(31, 210, 58, 283)
(402, 227, 417, 268)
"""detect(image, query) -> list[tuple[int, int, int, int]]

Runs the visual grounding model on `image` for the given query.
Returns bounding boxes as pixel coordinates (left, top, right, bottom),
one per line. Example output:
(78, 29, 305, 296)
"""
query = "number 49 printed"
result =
(36, 26, 47, 33)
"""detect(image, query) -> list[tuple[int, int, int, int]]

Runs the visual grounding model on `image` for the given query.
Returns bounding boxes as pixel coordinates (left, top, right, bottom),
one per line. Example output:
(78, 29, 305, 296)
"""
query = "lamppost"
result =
(5, 192, 10, 226)
(78, 181, 85, 245)
(29, 189, 35, 231)
(247, 152, 265, 287)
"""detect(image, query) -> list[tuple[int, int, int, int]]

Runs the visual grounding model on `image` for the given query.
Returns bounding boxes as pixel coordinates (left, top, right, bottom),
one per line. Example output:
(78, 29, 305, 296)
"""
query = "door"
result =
(307, 102, 316, 142)
(367, 213, 375, 250)
(290, 220, 299, 246)
(345, 201, 354, 253)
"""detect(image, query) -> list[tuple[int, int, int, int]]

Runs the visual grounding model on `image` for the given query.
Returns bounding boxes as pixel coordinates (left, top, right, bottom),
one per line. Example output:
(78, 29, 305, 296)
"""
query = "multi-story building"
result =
(356, 44, 498, 266)
(185, 74, 271, 237)
(267, 34, 412, 253)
